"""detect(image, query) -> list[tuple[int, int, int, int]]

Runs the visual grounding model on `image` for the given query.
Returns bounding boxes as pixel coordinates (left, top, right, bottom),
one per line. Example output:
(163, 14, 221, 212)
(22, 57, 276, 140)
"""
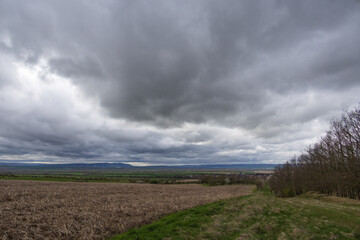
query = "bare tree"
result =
(269, 104, 360, 199)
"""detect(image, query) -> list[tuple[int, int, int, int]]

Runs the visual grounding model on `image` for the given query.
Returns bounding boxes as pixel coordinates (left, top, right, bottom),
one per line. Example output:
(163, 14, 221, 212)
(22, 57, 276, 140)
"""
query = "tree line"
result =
(199, 174, 261, 186)
(269, 105, 360, 199)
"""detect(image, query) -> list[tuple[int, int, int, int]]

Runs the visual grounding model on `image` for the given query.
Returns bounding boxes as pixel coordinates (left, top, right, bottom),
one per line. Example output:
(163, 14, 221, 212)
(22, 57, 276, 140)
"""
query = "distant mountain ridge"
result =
(0, 162, 278, 170)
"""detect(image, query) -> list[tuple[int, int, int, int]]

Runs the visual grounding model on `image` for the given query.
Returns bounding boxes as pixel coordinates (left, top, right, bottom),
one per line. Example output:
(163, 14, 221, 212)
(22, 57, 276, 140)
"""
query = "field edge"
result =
(110, 191, 360, 240)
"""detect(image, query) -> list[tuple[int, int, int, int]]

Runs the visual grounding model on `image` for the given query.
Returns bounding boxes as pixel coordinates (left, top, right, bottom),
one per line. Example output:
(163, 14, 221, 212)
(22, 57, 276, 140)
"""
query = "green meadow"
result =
(112, 190, 360, 240)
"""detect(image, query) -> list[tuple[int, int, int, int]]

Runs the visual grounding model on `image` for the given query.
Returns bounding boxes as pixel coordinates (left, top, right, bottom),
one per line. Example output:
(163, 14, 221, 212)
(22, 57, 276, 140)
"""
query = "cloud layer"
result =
(0, 0, 359, 165)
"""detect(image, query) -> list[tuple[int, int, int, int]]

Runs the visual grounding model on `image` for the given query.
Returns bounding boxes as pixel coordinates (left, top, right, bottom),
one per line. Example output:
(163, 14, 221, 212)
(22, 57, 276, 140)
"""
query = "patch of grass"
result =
(111, 191, 360, 240)
(110, 195, 252, 240)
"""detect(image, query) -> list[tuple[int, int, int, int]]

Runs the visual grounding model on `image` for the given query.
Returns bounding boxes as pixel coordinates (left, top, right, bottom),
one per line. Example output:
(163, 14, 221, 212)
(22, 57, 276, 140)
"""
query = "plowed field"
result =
(0, 180, 254, 240)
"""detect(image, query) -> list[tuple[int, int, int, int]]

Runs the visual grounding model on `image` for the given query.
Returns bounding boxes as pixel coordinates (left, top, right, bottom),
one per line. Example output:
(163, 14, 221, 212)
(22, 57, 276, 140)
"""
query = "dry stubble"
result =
(0, 180, 254, 240)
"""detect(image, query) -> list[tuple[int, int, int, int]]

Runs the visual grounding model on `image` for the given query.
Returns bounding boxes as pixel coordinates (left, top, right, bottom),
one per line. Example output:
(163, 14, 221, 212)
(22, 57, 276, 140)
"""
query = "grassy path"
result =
(111, 191, 360, 240)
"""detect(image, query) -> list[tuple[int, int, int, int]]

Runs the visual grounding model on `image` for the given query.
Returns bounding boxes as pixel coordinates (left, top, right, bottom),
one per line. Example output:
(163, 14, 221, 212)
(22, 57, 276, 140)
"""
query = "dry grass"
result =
(0, 180, 254, 240)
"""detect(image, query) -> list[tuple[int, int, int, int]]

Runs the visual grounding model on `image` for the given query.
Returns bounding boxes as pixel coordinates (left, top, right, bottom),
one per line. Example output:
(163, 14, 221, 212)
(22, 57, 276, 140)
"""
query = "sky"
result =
(0, 0, 359, 165)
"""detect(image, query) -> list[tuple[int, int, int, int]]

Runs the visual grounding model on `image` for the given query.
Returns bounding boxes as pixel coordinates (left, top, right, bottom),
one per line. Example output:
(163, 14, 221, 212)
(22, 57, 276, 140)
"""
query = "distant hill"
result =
(0, 162, 134, 171)
(141, 164, 278, 170)
(0, 162, 278, 171)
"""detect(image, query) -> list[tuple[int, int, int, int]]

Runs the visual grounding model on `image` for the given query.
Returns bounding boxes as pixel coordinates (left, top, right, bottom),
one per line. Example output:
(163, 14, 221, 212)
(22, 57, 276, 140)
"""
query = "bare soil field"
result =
(0, 180, 254, 240)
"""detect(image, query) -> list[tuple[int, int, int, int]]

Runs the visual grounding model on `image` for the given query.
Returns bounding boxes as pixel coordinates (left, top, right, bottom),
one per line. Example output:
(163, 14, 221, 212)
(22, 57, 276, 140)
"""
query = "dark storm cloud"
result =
(49, 57, 104, 79)
(1, 0, 360, 125)
(0, 0, 359, 164)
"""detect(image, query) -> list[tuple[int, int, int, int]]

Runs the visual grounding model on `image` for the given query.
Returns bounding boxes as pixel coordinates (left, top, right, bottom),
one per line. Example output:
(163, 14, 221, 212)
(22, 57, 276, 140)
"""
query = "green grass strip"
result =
(110, 192, 360, 240)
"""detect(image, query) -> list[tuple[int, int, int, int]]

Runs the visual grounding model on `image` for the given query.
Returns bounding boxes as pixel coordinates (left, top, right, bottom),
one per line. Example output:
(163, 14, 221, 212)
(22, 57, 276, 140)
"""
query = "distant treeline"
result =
(199, 174, 266, 190)
(269, 105, 360, 199)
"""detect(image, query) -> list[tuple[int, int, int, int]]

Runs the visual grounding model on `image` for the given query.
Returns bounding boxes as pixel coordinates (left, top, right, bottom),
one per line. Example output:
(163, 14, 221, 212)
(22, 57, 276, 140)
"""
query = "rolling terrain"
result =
(0, 162, 274, 184)
(113, 191, 360, 240)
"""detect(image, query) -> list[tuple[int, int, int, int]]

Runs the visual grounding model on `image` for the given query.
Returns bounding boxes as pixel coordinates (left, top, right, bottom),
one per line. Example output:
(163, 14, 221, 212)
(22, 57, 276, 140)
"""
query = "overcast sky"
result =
(0, 0, 359, 165)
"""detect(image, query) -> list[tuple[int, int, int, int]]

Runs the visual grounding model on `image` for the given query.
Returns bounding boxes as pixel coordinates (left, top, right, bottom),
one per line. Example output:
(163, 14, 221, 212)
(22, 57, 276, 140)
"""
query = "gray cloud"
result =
(0, 0, 359, 164)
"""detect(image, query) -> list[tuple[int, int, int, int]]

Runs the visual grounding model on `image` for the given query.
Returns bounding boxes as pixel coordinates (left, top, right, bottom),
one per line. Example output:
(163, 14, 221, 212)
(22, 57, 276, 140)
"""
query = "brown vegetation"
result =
(270, 105, 360, 199)
(0, 180, 254, 240)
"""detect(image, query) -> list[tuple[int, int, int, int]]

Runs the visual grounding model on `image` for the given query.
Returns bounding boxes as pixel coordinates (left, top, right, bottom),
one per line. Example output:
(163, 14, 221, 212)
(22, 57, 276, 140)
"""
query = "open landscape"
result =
(2, 178, 360, 240)
(0, 180, 254, 240)
(1, 1, 359, 239)
(0, 163, 275, 184)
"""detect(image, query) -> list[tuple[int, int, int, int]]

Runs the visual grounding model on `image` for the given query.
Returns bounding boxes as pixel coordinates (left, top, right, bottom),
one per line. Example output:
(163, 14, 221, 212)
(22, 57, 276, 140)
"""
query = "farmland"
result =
(0, 170, 266, 185)
(0, 163, 274, 184)
(0, 180, 254, 240)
